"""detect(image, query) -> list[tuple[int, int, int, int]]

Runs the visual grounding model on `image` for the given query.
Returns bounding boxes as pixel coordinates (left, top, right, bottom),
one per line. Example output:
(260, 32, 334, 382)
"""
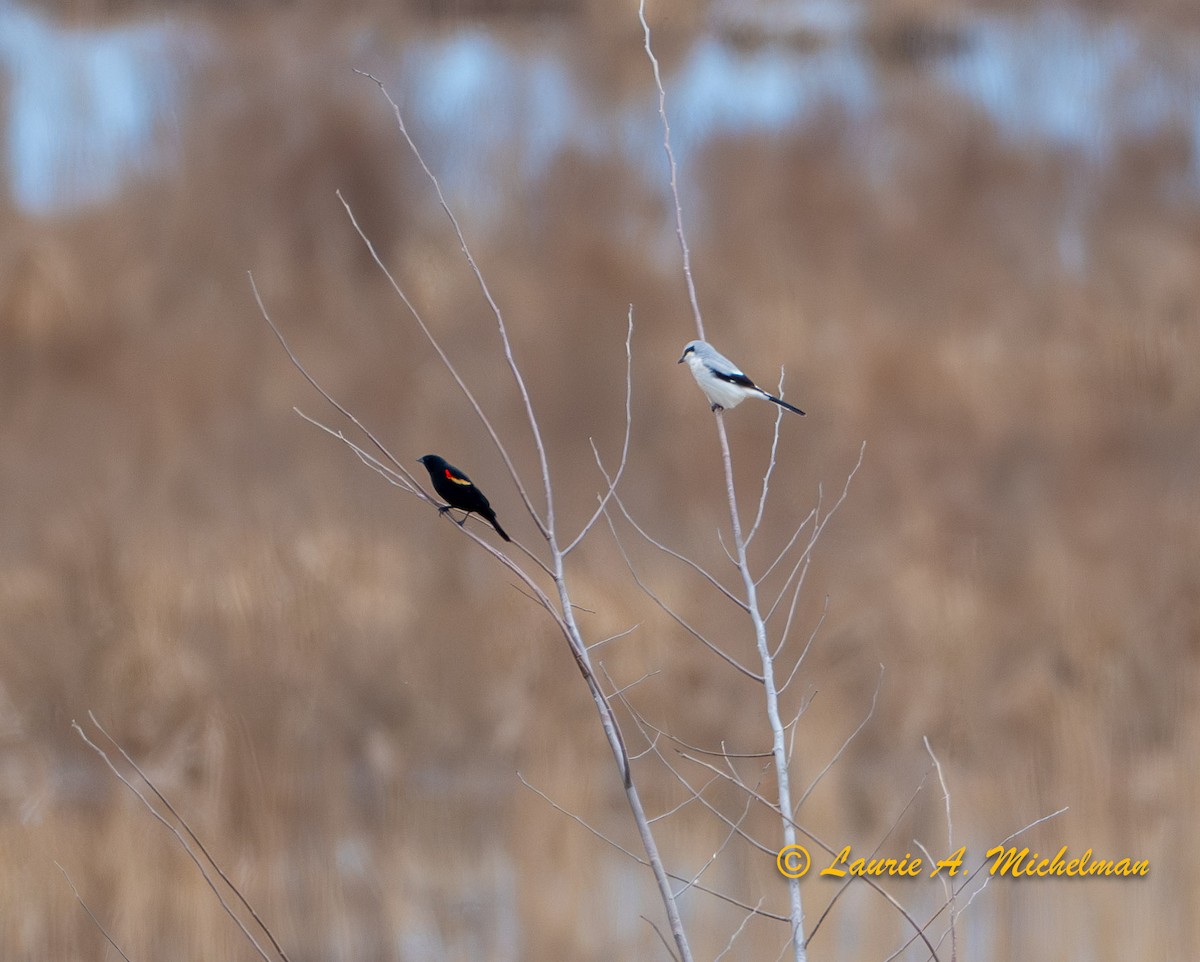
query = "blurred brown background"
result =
(0, 0, 1196, 958)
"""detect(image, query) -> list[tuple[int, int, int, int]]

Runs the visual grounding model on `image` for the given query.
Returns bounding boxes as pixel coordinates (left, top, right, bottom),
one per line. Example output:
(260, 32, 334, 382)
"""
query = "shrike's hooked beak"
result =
(677, 351, 688, 364)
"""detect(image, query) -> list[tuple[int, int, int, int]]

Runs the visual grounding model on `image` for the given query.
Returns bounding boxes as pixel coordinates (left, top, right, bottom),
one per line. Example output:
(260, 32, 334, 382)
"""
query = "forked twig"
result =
(881, 805, 1068, 962)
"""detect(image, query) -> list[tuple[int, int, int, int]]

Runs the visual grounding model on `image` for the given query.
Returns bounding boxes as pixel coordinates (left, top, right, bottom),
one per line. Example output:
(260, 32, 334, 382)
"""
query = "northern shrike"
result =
(678, 340, 805, 416)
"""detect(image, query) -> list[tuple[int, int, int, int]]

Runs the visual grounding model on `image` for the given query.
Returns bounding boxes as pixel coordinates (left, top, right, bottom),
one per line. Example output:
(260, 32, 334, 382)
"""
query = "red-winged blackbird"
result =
(417, 454, 511, 542)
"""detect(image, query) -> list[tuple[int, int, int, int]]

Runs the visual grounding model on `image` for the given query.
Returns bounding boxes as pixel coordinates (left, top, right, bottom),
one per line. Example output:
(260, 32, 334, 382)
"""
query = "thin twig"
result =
(605, 487, 747, 611)
(714, 896, 766, 962)
(807, 777, 927, 949)
(55, 862, 135, 962)
(518, 773, 790, 922)
(335, 192, 548, 535)
(779, 596, 828, 693)
(639, 0, 704, 341)
(747, 373, 788, 546)
(564, 307, 635, 555)
(795, 665, 884, 813)
(73, 719, 279, 962)
(88, 713, 293, 962)
(924, 737, 958, 962)
(353, 76, 556, 538)
(643, 916, 681, 962)
(605, 508, 762, 681)
(683, 752, 941, 960)
(252, 273, 410, 487)
(587, 623, 642, 653)
(881, 807, 1069, 962)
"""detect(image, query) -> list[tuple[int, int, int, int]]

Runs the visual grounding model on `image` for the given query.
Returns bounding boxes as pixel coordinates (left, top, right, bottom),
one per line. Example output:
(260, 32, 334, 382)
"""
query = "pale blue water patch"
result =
(399, 29, 583, 215)
(632, 33, 880, 233)
(671, 35, 877, 139)
(933, 9, 1200, 272)
(0, 0, 201, 214)
(6, 0, 1200, 238)
(395, 27, 879, 227)
(936, 9, 1192, 163)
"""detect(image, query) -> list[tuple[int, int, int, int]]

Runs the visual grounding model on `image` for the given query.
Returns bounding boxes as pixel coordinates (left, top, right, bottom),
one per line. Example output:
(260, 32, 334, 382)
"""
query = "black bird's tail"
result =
(763, 392, 806, 416)
(484, 509, 511, 542)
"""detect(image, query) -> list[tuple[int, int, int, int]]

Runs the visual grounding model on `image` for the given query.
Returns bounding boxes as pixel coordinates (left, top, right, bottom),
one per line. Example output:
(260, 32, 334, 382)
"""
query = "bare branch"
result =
(638, 0, 704, 341)
(785, 691, 817, 763)
(622, 709, 773, 761)
(716, 527, 738, 567)
(352, 75, 557, 538)
(564, 307, 635, 554)
(683, 752, 941, 960)
(746, 373, 788, 546)
(647, 773, 722, 824)
(519, 772, 790, 922)
(922, 737, 958, 960)
(778, 595, 828, 691)
(610, 674, 773, 877)
(587, 622, 642, 653)
(607, 488, 747, 611)
(335, 192, 549, 536)
(293, 408, 415, 494)
(55, 862, 134, 962)
(517, 773, 644, 862)
(759, 442, 865, 593)
(252, 273, 411, 488)
(605, 668, 661, 701)
(642, 917, 681, 962)
(925, 736, 955, 851)
(674, 771, 762, 897)
(882, 806, 1069, 962)
(711, 411, 807, 962)
(764, 552, 812, 626)
(808, 777, 927, 950)
(605, 509, 762, 681)
(714, 897, 766, 962)
(756, 508, 818, 589)
(74, 718, 282, 962)
(670, 753, 776, 857)
(794, 665, 884, 813)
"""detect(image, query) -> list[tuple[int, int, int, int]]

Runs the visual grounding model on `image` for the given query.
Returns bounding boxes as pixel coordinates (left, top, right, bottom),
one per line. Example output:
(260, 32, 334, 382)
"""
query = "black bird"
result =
(417, 454, 511, 542)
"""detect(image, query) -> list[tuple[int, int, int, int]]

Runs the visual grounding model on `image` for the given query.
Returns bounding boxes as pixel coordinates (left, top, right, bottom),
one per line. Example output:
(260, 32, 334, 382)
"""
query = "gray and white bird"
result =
(678, 340, 805, 416)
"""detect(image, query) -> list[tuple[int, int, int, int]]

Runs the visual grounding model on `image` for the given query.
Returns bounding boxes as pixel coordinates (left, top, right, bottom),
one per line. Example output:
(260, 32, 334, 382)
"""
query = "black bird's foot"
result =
(437, 505, 451, 516)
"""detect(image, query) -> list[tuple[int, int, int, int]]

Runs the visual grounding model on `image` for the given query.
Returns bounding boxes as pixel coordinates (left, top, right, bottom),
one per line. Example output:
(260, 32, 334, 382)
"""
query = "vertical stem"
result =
(714, 412, 807, 962)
